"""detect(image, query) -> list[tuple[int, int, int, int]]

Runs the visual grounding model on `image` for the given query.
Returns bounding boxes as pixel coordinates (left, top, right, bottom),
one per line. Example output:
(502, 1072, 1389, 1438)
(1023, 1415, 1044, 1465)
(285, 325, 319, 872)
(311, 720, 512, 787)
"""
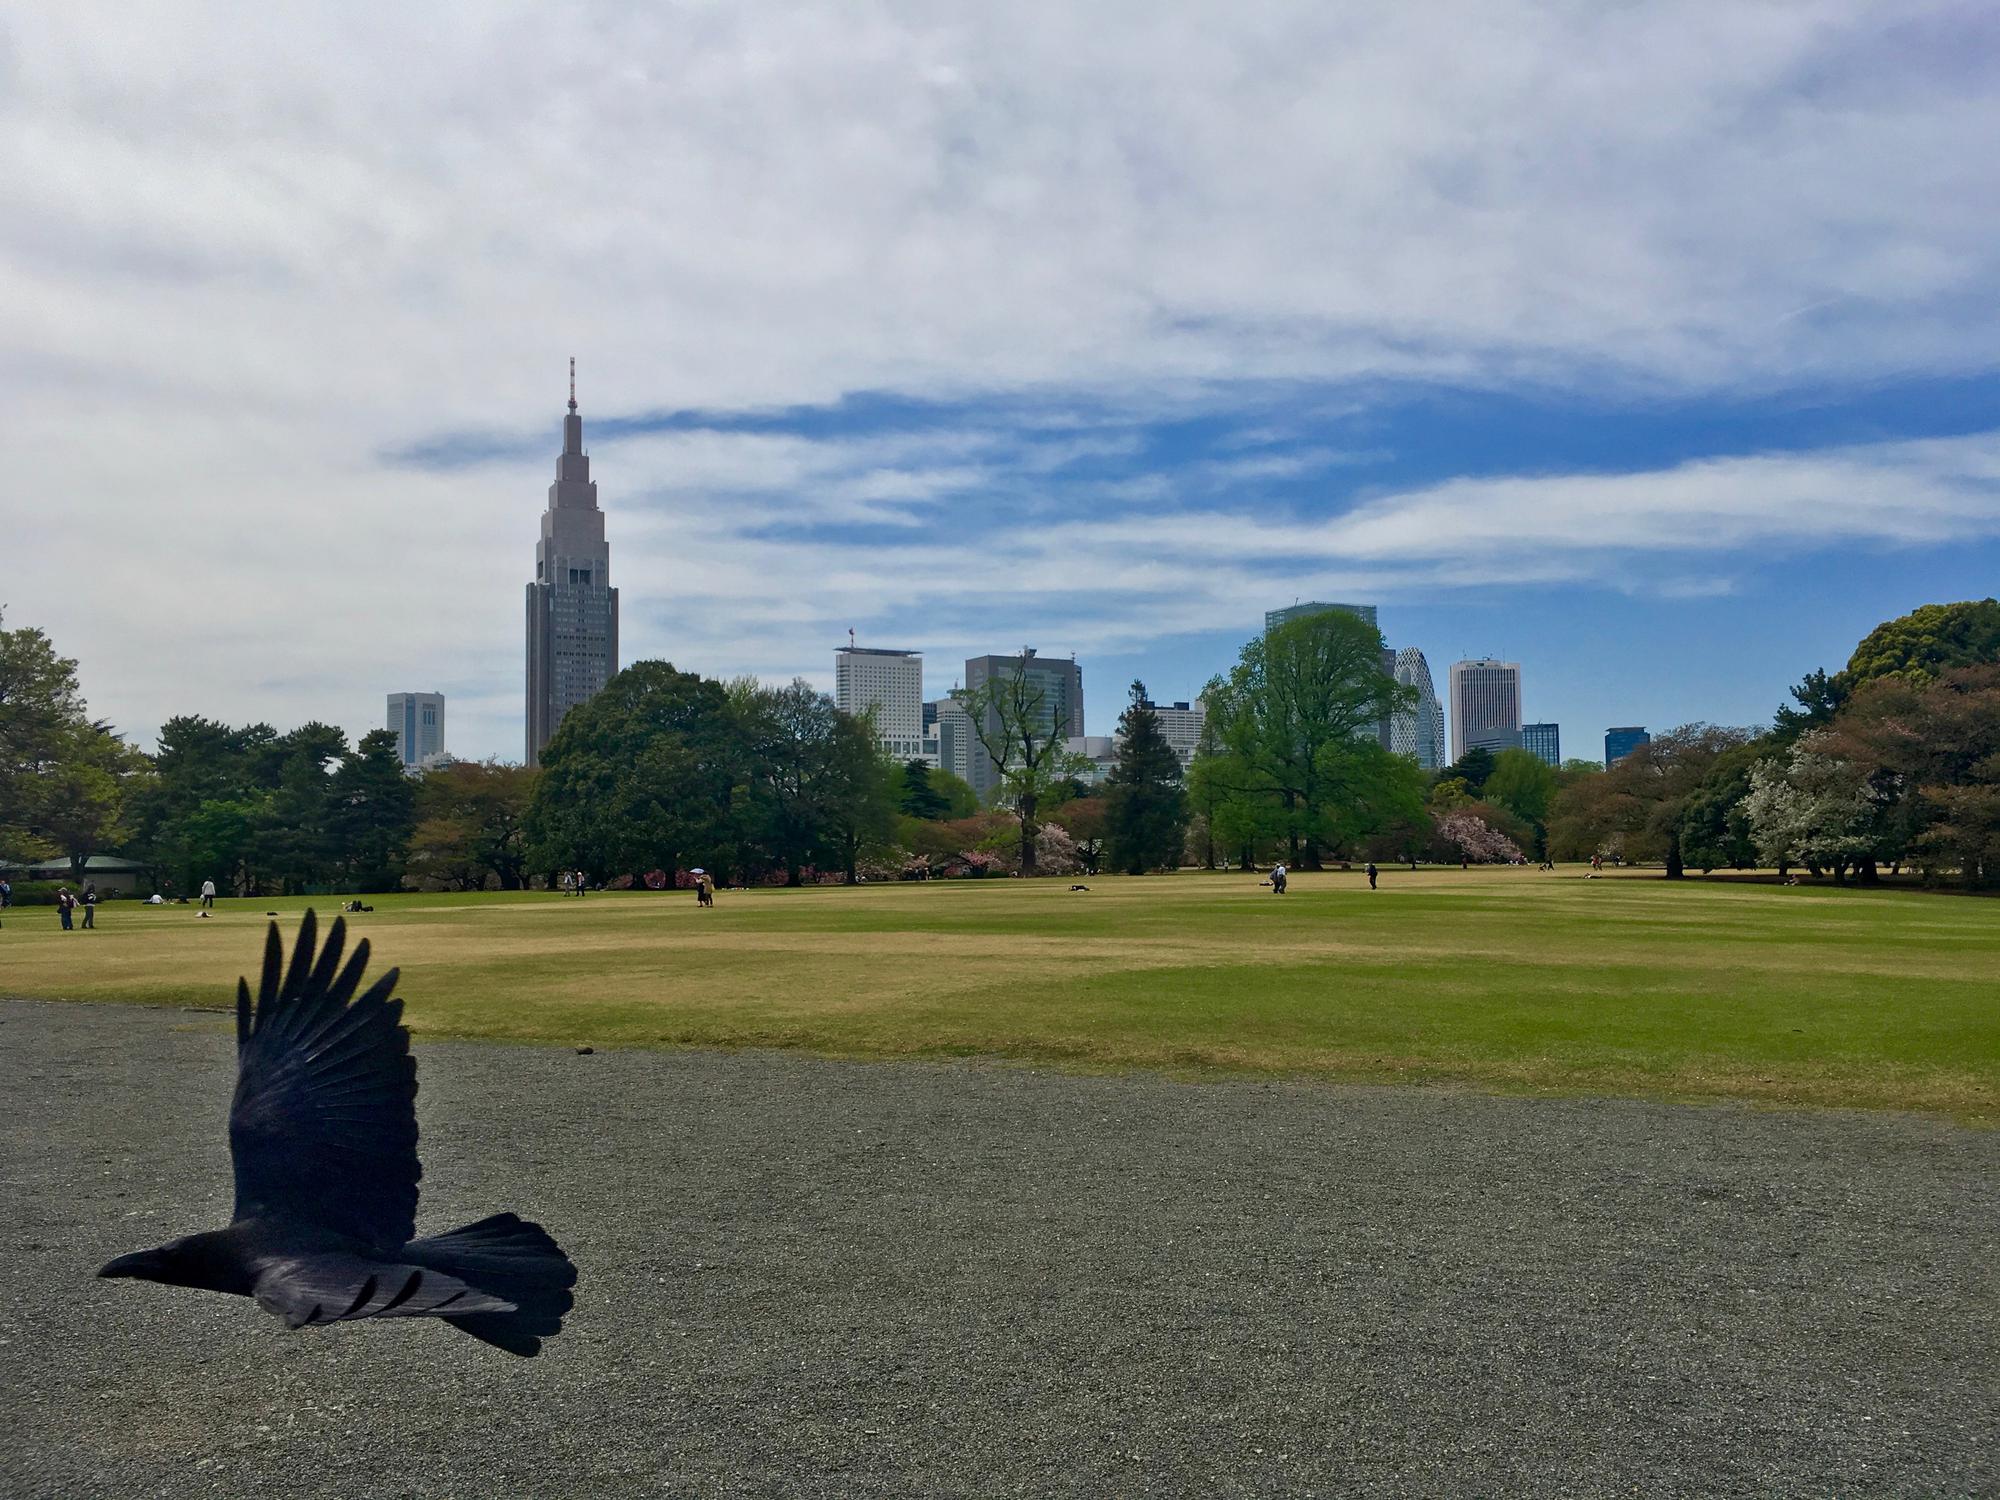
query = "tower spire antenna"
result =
(567, 357, 577, 414)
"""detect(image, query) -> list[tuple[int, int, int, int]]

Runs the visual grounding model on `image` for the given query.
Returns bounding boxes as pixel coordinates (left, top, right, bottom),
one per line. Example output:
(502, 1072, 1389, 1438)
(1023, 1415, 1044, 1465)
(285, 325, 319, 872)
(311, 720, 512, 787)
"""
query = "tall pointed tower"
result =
(525, 360, 619, 766)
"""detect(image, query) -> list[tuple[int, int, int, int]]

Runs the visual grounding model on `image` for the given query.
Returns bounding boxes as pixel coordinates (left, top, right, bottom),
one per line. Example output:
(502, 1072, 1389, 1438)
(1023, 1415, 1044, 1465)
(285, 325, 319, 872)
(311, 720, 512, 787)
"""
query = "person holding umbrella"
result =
(691, 869, 713, 908)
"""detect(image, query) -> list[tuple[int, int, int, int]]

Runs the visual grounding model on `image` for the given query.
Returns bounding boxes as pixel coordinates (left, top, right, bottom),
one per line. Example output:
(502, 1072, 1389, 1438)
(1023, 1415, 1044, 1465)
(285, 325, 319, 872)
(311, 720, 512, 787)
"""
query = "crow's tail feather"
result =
(403, 1212, 577, 1357)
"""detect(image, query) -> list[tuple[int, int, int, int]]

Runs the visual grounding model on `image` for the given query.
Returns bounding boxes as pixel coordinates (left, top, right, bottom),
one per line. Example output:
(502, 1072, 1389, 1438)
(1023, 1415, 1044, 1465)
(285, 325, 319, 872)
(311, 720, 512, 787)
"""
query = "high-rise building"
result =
(525, 362, 619, 766)
(1140, 699, 1207, 769)
(1605, 726, 1651, 767)
(928, 697, 973, 785)
(386, 692, 445, 768)
(1449, 659, 1522, 759)
(1266, 600, 1377, 633)
(962, 650, 1084, 804)
(1521, 722, 1561, 766)
(835, 646, 928, 763)
(1388, 649, 1446, 770)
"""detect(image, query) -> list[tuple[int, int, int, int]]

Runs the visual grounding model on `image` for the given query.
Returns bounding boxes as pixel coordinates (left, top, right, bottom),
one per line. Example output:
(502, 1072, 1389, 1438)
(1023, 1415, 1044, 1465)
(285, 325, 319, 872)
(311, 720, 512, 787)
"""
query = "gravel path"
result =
(1, 998, 1993, 1499)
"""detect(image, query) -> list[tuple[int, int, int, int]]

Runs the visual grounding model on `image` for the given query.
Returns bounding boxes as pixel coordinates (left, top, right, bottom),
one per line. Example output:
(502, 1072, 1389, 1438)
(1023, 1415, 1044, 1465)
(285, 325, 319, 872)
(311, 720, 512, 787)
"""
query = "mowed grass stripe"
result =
(3, 869, 1993, 1118)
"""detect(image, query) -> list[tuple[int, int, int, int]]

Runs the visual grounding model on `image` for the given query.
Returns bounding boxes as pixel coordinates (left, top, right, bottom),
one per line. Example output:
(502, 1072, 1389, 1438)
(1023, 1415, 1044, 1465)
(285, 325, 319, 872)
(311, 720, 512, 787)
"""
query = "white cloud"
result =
(3, 1, 1997, 755)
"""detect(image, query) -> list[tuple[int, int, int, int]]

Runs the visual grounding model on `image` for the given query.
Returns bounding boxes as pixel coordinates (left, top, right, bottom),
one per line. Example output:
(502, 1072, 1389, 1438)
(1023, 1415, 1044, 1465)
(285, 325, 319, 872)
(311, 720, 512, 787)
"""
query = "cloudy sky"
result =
(6, 1, 1998, 762)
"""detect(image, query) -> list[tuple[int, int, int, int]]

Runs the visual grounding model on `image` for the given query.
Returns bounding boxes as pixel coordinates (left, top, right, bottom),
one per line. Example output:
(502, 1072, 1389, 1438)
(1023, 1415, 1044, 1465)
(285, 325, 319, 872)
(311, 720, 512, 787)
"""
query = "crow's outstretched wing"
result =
(251, 1253, 514, 1330)
(229, 911, 420, 1251)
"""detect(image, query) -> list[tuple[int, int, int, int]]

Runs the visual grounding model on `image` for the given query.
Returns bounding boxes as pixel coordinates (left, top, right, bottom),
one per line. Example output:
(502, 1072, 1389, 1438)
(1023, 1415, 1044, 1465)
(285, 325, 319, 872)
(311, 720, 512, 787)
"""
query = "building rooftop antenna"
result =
(567, 356, 577, 414)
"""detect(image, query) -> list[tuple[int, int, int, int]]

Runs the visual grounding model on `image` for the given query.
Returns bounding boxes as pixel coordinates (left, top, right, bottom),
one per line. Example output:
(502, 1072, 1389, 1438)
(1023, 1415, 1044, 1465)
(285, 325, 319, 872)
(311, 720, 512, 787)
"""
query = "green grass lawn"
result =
(5, 868, 1995, 1119)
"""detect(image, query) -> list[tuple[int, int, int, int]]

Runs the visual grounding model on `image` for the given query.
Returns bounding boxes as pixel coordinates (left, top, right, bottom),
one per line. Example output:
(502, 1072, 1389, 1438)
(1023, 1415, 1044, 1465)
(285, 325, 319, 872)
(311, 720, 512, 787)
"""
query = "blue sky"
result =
(398, 369, 2000, 757)
(4, 2, 1997, 760)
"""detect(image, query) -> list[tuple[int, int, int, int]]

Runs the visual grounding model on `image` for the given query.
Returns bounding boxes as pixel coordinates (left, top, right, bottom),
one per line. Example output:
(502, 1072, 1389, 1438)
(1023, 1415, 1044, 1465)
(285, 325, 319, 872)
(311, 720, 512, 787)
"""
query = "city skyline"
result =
(7, 6, 1998, 766)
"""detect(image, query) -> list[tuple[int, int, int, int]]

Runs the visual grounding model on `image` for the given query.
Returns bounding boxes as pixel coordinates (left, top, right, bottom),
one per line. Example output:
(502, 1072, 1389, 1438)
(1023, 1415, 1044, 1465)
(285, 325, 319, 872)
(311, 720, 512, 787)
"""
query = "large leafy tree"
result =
(0, 614, 148, 875)
(953, 654, 1089, 876)
(410, 761, 538, 890)
(740, 680, 897, 885)
(1104, 681, 1188, 874)
(1199, 611, 1417, 867)
(1822, 665, 2000, 888)
(527, 661, 747, 882)
(1840, 599, 2000, 689)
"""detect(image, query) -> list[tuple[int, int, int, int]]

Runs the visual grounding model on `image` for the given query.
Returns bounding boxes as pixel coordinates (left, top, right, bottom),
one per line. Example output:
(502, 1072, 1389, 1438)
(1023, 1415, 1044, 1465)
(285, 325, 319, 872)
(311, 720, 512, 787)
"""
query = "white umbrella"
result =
(689, 868, 706, 876)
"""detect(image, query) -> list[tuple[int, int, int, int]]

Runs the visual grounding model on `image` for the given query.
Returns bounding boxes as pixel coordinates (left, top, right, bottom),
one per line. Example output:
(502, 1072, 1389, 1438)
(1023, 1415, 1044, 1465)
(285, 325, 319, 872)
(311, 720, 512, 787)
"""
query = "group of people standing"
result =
(52, 883, 98, 929)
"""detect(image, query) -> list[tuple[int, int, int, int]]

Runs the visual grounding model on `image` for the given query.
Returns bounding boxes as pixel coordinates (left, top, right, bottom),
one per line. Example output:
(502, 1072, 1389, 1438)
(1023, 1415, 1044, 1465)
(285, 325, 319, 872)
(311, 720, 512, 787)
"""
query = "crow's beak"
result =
(98, 1250, 163, 1280)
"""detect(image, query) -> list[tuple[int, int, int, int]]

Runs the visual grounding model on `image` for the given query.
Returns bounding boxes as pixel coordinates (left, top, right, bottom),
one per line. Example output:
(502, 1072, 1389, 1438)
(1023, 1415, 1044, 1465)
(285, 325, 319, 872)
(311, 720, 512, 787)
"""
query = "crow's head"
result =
(98, 1236, 232, 1293)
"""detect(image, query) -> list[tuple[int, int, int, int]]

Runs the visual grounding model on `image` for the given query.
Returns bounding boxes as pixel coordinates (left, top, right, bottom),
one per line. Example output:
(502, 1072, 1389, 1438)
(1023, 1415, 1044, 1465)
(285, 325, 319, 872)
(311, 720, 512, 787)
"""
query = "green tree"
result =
(953, 654, 1090, 876)
(1675, 743, 1765, 873)
(1772, 667, 1846, 745)
(0, 613, 148, 875)
(40, 733, 150, 881)
(527, 661, 747, 883)
(1200, 611, 1415, 867)
(818, 712, 899, 884)
(1442, 746, 1497, 793)
(1483, 749, 1556, 837)
(898, 758, 951, 820)
(1840, 599, 2000, 689)
(1104, 681, 1189, 874)
(411, 760, 538, 890)
(329, 729, 416, 891)
(1823, 665, 2000, 888)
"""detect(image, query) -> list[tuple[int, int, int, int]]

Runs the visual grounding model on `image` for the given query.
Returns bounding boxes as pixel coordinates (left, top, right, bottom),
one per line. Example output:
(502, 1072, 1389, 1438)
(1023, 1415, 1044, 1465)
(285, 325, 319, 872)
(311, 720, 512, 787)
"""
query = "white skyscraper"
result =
(834, 646, 928, 762)
(386, 692, 445, 768)
(1449, 659, 1523, 759)
(525, 361, 619, 767)
(1142, 698, 1208, 769)
(1388, 650, 1445, 770)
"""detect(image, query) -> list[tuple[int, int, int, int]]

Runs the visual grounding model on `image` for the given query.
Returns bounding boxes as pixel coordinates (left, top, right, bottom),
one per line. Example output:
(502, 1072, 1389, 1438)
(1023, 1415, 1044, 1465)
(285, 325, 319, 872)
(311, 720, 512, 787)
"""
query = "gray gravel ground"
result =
(1, 998, 1994, 1500)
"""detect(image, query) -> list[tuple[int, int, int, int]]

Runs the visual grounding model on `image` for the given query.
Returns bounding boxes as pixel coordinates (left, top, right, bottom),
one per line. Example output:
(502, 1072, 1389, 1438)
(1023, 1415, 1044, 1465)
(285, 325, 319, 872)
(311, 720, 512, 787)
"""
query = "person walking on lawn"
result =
(81, 881, 98, 928)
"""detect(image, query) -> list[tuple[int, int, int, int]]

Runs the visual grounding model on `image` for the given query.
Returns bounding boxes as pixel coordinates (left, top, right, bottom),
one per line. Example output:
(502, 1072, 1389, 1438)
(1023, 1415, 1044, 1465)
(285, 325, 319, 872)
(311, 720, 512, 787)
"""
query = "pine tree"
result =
(1105, 681, 1189, 874)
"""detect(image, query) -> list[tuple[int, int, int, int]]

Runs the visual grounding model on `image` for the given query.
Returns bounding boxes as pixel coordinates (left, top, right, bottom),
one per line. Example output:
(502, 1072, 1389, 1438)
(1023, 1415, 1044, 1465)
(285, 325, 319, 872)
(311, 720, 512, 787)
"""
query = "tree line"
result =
(1544, 599, 2000, 888)
(5, 598, 1994, 894)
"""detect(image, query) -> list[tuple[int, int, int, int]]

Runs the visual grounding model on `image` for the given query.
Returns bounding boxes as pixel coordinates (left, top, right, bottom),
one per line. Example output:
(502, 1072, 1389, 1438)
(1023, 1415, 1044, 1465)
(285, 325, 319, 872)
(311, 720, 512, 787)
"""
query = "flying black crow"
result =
(99, 910, 577, 1356)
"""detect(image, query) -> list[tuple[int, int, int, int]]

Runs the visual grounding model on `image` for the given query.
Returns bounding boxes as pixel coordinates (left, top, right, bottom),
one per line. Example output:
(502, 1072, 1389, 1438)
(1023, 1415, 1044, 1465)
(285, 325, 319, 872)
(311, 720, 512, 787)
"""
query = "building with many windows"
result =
(927, 697, 972, 785)
(962, 650, 1084, 804)
(1449, 659, 1523, 759)
(525, 362, 618, 766)
(1142, 699, 1207, 769)
(1388, 649, 1446, 770)
(386, 692, 445, 769)
(1605, 726, 1651, 766)
(1265, 600, 1377, 633)
(1521, 722, 1561, 766)
(834, 646, 929, 763)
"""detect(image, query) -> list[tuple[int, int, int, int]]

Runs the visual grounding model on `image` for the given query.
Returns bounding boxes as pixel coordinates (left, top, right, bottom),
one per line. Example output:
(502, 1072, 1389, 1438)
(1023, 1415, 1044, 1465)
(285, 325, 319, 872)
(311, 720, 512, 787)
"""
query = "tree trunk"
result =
(1664, 836, 1684, 879)
(1856, 857, 1879, 885)
(1019, 793, 1038, 876)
